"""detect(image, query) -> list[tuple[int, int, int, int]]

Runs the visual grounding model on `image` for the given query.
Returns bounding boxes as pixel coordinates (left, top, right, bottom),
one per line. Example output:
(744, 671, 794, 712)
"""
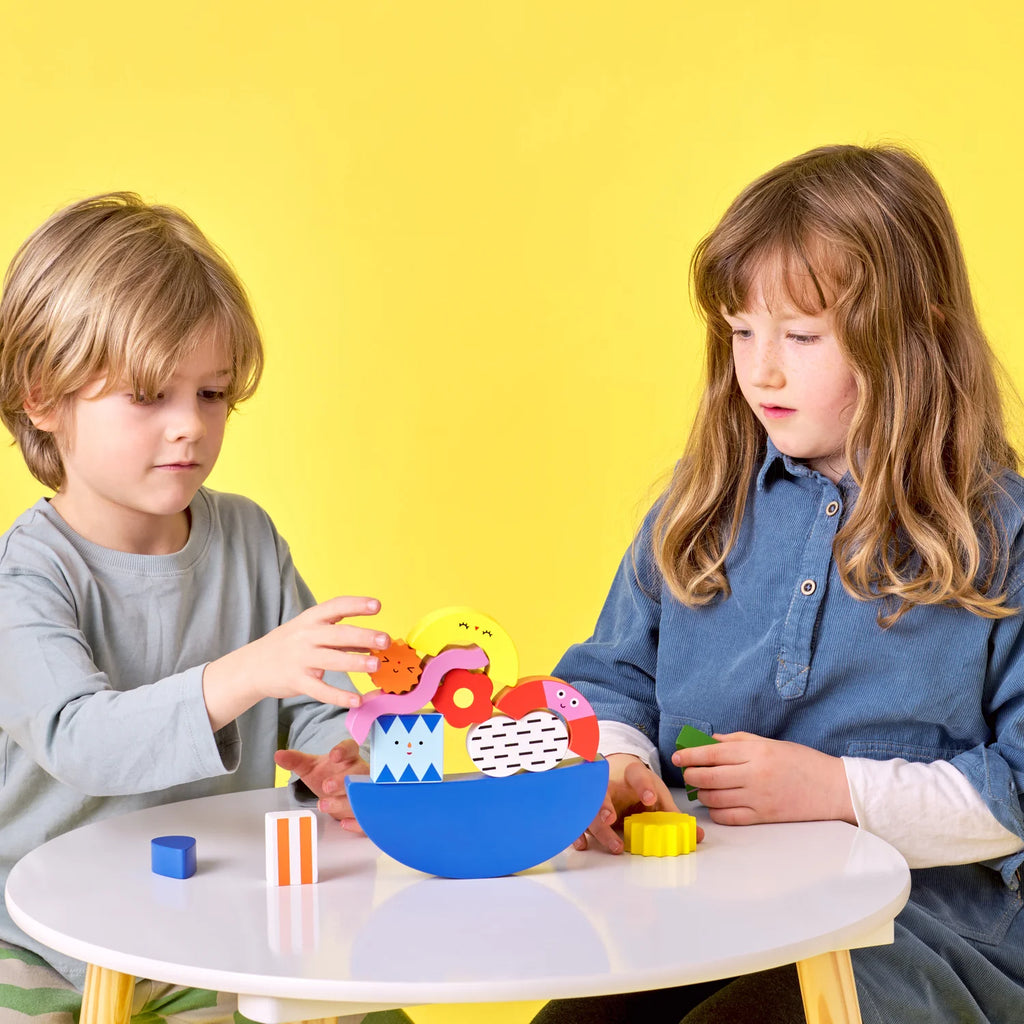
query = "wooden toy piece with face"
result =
(368, 639, 423, 694)
(406, 606, 519, 689)
(370, 713, 445, 783)
(493, 676, 600, 761)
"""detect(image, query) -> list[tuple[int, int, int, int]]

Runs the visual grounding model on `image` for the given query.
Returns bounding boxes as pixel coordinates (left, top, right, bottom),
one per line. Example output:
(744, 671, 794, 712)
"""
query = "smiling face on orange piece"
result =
(369, 640, 423, 694)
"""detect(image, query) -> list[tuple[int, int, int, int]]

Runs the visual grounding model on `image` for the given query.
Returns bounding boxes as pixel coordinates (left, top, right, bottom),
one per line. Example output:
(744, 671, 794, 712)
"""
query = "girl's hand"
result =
(671, 731, 855, 825)
(203, 596, 388, 730)
(274, 738, 368, 831)
(574, 753, 703, 854)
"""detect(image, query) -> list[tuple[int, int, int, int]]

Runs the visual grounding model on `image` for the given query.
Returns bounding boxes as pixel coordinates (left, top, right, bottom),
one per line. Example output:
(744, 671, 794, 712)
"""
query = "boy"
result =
(0, 192, 387, 1021)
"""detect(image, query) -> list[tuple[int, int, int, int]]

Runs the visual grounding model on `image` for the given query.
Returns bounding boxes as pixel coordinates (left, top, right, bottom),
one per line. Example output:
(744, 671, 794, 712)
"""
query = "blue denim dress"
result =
(554, 443, 1024, 1023)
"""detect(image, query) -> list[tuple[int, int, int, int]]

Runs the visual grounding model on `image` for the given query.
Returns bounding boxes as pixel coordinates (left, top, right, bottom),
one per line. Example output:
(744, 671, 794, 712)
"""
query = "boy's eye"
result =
(199, 389, 227, 402)
(130, 391, 163, 405)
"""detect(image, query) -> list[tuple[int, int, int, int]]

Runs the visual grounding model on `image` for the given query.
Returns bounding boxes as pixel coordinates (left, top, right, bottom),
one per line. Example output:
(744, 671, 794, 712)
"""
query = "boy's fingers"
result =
(300, 678, 363, 708)
(314, 623, 391, 652)
(328, 739, 362, 763)
(312, 647, 380, 675)
(274, 748, 314, 774)
(314, 596, 382, 622)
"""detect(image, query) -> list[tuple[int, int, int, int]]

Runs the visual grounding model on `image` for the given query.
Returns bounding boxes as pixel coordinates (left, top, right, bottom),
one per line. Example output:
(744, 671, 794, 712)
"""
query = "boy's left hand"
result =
(274, 739, 368, 831)
(671, 732, 855, 826)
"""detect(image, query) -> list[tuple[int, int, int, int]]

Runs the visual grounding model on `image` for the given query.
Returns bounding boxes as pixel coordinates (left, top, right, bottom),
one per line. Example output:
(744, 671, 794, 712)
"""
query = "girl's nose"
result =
(751, 340, 785, 388)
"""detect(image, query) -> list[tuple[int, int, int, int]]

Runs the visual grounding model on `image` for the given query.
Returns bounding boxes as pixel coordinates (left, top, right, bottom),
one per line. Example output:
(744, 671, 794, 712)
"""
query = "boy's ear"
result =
(23, 392, 59, 433)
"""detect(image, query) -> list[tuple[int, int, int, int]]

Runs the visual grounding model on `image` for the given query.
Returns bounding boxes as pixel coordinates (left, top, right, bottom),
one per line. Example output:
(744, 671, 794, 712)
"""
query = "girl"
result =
(537, 145, 1024, 1023)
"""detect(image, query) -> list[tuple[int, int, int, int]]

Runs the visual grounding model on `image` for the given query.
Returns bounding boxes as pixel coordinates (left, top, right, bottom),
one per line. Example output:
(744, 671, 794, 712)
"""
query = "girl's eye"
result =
(730, 329, 753, 340)
(130, 392, 163, 405)
(789, 334, 820, 344)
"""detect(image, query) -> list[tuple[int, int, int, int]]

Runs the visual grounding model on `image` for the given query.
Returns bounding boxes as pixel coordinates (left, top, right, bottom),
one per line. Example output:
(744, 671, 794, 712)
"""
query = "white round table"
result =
(5, 786, 910, 1024)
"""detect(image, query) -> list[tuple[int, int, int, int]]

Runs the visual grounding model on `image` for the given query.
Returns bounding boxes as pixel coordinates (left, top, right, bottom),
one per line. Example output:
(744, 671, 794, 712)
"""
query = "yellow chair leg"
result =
(796, 949, 863, 1024)
(81, 964, 135, 1024)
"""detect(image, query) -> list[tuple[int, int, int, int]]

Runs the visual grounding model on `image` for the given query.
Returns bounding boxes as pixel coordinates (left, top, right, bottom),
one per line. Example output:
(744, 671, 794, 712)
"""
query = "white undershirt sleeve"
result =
(598, 720, 662, 776)
(842, 756, 1024, 869)
(597, 722, 1022, 869)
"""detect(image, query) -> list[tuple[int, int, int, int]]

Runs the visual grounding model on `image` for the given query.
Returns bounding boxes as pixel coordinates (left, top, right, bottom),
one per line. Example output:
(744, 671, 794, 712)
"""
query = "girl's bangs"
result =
(705, 234, 849, 320)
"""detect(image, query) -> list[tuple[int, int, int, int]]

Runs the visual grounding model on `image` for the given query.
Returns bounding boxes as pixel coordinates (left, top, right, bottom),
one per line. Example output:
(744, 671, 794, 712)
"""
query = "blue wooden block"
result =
(370, 713, 444, 783)
(151, 835, 197, 879)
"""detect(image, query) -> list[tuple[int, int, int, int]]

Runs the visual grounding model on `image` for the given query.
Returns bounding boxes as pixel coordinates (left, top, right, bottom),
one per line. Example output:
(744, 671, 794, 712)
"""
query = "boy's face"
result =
(39, 334, 232, 554)
(724, 286, 858, 484)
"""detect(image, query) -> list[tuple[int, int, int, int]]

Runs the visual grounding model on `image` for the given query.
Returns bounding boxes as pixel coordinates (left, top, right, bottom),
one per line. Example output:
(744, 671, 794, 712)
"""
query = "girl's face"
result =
(724, 290, 858, 483)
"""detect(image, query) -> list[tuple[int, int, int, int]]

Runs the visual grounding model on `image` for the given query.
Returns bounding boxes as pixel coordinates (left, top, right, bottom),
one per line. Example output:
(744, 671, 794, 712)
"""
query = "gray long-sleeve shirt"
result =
(0, 487, 355, 985)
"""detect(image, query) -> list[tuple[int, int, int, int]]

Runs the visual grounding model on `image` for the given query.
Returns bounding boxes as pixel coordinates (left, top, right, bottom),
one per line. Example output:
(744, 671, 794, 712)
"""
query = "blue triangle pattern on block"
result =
(375, 764, 396, 783)
(377, 716, 397, 734)
(399, 764, 420, 783)
(424, 715, 441, 732)
(421, 764, 442, 782)
(398, 714, 421, 731)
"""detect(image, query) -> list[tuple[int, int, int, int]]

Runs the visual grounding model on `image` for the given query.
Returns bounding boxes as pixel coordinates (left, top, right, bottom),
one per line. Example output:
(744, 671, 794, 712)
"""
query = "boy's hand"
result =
(574, 753, 703, 854)
(671, 731, 855, 825)
(203, 596, 388, 730)
(275, 739, 368, 831)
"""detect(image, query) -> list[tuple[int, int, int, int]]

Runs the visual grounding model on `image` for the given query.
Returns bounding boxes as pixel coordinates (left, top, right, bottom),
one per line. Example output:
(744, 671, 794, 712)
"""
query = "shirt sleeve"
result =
(843, 756, 1024, 869)
(552, 517, 664, 745)
(598, 719, 662, 773)
(941, 556, 1024, 885)
(0, 569, 236, 796)
(270, 528, 359, 755)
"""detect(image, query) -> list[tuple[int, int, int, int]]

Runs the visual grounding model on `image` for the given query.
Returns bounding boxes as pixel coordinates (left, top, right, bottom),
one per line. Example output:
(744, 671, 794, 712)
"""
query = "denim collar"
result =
(756, 438, 857, 498)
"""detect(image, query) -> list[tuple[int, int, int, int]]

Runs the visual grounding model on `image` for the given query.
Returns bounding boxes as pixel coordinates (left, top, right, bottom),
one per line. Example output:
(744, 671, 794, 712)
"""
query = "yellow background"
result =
(1, 3, 1020, 1021)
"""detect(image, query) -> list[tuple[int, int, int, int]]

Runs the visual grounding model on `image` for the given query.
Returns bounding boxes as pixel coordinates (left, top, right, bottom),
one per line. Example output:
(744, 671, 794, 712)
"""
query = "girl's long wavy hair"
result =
(653, 144, 1019, 626)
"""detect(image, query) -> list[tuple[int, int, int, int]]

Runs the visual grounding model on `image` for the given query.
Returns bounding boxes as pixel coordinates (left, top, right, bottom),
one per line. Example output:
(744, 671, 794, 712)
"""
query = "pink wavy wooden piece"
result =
(347, 645, 489, 744)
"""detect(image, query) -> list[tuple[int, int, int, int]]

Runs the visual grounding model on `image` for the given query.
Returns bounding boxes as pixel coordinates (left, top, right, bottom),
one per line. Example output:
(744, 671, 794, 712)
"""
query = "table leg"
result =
(81, 964, 135, 1024)
(796, 949, 863, 1024)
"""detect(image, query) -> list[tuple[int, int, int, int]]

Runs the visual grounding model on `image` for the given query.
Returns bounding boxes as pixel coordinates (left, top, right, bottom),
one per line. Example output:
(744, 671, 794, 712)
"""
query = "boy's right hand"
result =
(202, 596, 389, 731)
(574, 752, 703, 854)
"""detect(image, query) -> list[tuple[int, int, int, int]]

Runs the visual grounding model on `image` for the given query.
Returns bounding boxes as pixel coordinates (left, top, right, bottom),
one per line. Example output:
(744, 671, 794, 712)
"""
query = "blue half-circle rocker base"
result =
(347, 757, 609, 878)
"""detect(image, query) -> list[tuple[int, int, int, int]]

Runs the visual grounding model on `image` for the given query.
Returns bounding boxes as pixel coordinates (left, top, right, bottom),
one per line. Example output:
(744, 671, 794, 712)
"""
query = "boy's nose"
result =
(166, 401, 206, 442)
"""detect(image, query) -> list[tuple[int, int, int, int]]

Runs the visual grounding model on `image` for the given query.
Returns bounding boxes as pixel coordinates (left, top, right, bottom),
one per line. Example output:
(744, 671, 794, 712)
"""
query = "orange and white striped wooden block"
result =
(265, 810, 318, 886)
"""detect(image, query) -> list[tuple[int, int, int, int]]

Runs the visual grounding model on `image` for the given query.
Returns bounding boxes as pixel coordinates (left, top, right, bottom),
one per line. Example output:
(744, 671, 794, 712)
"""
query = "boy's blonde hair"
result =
(654, 144, 1018, 624)
(0, 192, 264, 490)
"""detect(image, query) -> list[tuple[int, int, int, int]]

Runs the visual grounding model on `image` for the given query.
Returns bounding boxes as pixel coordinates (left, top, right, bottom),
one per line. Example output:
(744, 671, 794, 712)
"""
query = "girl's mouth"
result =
(761, 405, 795, 419)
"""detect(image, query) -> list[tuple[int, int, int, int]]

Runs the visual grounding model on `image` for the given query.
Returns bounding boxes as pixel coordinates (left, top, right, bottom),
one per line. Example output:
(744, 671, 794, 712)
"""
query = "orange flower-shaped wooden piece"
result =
(432, 668, 495, 728)
(369, 639, 423, 694)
